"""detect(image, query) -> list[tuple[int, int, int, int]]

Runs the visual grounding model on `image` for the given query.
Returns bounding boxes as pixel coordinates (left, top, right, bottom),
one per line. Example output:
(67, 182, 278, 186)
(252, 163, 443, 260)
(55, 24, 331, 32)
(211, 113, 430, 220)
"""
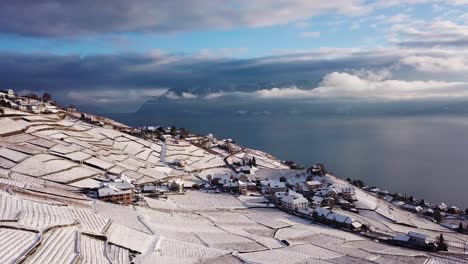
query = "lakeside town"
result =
(0, 90, 467, 263)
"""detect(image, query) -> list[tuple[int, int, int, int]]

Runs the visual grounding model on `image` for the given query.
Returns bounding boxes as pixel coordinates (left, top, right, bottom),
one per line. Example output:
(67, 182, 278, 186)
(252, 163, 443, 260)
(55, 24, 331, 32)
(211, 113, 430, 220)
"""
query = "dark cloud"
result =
(1, 47, 467, 112)
(0, 0, 369, 37)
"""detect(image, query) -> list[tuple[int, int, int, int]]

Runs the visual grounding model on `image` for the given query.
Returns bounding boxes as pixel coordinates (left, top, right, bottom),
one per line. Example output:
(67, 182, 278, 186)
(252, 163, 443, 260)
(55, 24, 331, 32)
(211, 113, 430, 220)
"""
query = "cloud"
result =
(0, 0, 371, 37)
(299, 31, 321, 38)
(400, 55, 468, 73)
(2, 44, 468, 111)
(314, 72, 468, 100)
(391, 20, 468, 47)
(66, 88, 167, 111)
(241, 72, 468, 100)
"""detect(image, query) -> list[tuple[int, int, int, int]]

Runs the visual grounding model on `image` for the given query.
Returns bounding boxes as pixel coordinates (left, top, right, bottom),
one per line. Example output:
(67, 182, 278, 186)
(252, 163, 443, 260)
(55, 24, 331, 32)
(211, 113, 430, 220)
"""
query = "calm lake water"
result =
(108, 113, 468, 208)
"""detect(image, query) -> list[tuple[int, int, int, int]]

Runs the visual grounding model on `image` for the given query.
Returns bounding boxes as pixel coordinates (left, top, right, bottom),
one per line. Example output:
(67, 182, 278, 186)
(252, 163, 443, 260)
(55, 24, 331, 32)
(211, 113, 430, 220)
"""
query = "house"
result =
(223, 180, 247, 194)
(408, 231, 429, 244)
(44, 104, 59, 113)
(239, 166, 251, 174)
(280, 190, 309, 211)
(97, 180, 134, 205)
(341, 186, 357, 201)
(326, 185, 339, 198)
(274, 192, 287, 202)
(7, 89, 14, 98)
(246, 181, 256, 191)
(313, 207, 362, 230)
(305, 180, 322, 191)
(28, 105, 40, 114)
(296, 182, 310, 197)
(212, 173, 232, 186)
(266, 180, 287, 194)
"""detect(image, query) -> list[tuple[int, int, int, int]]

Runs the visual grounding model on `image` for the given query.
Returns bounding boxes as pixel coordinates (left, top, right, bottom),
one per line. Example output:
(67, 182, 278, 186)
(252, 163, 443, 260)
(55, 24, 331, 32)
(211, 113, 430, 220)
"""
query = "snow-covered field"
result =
(0, 111, 467, 263)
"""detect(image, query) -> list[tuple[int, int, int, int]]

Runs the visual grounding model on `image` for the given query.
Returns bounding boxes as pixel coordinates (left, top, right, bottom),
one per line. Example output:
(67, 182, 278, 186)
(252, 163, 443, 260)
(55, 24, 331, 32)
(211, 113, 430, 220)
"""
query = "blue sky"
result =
(0, 1, 451, 57)
(0, 0, 468, 112)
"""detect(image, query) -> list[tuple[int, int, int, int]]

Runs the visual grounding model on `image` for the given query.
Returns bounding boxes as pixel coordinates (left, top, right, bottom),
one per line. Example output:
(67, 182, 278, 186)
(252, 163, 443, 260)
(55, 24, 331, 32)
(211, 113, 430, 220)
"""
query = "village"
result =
(0, 91, 467, 263)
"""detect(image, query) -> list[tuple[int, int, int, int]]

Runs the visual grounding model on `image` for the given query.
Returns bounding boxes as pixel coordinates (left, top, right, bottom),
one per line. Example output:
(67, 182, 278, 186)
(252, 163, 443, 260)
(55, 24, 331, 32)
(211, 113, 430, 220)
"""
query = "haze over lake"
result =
(109, 112, 468, 209)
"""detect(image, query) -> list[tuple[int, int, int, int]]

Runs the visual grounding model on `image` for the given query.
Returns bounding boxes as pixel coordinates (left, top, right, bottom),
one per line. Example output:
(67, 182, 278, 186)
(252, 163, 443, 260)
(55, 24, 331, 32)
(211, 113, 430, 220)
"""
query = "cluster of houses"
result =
(0, 89, 61, 114)
(209, 172, 257, 195)
(85, 175, 185, 205)
(361, 185, 467, 229)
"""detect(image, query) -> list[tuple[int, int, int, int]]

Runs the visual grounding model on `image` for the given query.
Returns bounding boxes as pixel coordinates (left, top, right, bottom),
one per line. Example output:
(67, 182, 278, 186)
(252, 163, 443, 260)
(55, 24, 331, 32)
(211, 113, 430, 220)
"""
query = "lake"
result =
(108, 113, 468, 209)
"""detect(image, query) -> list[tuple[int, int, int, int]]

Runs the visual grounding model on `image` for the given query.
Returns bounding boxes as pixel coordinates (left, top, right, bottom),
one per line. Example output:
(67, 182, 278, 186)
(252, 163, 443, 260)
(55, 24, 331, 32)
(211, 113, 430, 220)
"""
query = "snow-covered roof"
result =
(306, 180, 321, 186)
(408, 231, 429, 241)
(98, 186, 132, 197)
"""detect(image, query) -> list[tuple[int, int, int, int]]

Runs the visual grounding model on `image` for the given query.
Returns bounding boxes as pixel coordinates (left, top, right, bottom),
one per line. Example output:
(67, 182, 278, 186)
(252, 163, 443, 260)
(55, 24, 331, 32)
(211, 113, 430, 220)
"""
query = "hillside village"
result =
(0, 91, 467, 263)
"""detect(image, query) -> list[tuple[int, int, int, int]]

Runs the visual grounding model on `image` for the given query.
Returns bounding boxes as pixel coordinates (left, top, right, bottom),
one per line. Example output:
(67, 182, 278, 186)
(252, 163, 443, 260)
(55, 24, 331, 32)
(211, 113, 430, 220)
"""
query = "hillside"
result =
(0, 100, 467, 263)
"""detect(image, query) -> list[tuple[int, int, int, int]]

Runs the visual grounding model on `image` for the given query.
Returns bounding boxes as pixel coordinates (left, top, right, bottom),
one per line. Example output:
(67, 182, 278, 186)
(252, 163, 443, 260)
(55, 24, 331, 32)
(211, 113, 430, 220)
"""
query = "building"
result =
(266, 180, 287, 194)
(97, 180, 134, 205)
(280, 190, 309, 211)
(7, 89, 14, 98)
(314, 207, 362, 230)
(341, 186, 357, 201)
(305, 180, 322, 191)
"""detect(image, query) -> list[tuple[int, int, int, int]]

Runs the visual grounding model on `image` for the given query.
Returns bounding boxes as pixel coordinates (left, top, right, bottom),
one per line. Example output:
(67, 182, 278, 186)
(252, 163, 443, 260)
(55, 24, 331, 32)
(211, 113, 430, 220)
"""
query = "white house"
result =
(266, 180, 287, 193)
(280, 190, 309, 211)
(7, 89, 14, 97)
(341, 186, 357, 201)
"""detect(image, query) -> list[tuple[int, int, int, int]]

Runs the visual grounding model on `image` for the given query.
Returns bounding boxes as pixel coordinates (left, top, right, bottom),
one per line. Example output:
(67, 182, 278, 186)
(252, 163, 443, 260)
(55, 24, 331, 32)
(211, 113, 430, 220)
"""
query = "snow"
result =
(24, 227, 78, 264)
(69, 207, 110, 235)
(106, 223, 156, 254)
(92, 202, 152, 234)
(69, 178, 102, 189)
(80, 234, 111, 264)
(107, 244, 130, 264)
(0, 147, 30, 162)
(12, 154, 78, 177)
(84, 157, 114, 170)
(159, 238, 228, 260)
(0, 192, 22, 221)
(28, 137, 57, 149)
(49, 143, 82, 154)
(0, 228, 39, 264)
(239, 247, 310, 264)
(0, 118, 29, 136)
(41, 166, 100, 183)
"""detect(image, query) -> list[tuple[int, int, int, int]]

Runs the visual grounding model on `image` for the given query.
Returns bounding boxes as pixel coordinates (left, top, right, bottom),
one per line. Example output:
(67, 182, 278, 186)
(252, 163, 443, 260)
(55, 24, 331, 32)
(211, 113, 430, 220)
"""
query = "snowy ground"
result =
(0, 111, 467, 263)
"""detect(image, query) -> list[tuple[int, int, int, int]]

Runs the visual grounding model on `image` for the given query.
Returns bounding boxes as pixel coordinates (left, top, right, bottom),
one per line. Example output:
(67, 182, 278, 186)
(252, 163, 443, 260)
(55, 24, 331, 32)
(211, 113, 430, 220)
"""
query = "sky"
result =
(1, 0, 468, 112)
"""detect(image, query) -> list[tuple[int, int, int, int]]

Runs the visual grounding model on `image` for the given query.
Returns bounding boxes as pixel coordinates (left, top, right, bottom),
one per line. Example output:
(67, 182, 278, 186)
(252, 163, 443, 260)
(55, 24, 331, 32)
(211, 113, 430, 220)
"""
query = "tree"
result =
(437, 234, 448, 251)
(419, 199, 426, 207)
(206, 174, 212, 182)
(252, 157, 257, 167)
(279, 176, 286, 182)
(80, 113, 86, 121)
(434, 210, 443, 223)
(25, 93, 39, 100)
(42, 92, 52, 102)
(170, 126, 177, 136)
(458, 222, 464, 233)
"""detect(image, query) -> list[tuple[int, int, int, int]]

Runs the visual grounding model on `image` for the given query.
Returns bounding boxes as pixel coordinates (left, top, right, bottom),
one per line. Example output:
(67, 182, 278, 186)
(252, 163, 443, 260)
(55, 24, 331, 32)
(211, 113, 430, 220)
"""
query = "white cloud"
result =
(299, 31, 320, 38)
(198, 72, 468, 101)
(391, 20, 468, 47)
(311, 72, 468, 100)
(400, 55, 468, 73)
